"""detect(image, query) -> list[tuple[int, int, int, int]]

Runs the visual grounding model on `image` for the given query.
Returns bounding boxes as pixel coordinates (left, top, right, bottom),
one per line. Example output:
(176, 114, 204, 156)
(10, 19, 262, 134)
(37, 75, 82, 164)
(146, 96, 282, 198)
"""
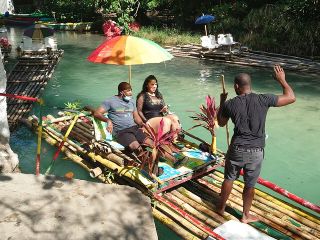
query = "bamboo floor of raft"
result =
(166, 44, 320, 75)
(6, 50, 64, 131)
(24, 114, 320, 240)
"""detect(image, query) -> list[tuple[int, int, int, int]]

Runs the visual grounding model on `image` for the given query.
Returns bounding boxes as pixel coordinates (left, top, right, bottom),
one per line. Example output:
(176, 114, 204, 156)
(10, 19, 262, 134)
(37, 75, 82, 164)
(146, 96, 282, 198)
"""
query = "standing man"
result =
(217, 65, 295, 223)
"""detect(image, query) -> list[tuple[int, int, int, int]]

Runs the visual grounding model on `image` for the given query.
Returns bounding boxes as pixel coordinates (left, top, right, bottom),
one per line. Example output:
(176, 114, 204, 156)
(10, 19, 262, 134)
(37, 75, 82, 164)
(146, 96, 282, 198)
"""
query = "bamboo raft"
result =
(24, 112, 320, 240)
(6, 49, 64, 130)
(166, 45, 320, 75)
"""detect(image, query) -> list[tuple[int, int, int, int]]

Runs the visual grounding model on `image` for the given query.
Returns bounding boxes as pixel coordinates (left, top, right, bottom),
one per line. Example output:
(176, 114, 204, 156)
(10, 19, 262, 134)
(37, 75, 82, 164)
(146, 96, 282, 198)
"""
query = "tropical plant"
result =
(64, 100, 81, 111)
(189, 95, 218, 153)
(139, 119, 180, 177)
(99, 0, 138, 34)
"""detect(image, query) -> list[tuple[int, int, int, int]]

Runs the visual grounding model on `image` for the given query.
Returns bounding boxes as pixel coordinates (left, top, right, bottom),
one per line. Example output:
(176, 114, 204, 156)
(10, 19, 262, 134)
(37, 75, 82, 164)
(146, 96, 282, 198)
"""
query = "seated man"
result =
(93, 82, 149, 154)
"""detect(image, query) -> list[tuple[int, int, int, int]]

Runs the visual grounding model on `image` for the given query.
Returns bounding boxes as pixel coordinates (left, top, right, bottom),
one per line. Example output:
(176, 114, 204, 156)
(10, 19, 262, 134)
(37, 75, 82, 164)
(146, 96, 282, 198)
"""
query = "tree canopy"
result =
(13, 0, 320, 58)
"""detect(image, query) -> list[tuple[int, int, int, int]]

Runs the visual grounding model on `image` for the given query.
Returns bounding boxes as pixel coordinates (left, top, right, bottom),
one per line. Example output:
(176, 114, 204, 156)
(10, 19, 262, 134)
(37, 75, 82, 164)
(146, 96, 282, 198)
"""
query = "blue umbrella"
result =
(195, 14, 215, 36)
(195, 15, 215, 25)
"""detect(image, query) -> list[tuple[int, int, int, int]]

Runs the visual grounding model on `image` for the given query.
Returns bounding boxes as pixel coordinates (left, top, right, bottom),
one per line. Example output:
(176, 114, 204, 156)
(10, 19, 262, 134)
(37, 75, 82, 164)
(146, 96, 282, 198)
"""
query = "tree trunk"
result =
(0, 49, 19, 173)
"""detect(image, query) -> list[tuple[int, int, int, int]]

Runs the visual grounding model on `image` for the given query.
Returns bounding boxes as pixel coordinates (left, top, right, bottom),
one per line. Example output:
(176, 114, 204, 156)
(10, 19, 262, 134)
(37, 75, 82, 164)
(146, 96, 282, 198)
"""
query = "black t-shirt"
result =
(221, 93, 278, 148)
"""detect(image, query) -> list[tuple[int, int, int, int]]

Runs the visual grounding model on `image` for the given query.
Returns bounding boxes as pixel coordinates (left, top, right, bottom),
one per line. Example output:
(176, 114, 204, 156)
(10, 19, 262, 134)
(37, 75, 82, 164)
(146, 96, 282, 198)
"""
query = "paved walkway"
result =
(0, 173, 158, 240)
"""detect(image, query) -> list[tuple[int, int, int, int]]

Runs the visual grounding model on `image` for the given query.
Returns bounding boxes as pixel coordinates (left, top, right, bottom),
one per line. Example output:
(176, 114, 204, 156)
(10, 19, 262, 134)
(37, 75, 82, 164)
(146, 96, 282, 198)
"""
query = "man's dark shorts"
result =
(115, 125, 147, 147)
(224, 145, 264, 188)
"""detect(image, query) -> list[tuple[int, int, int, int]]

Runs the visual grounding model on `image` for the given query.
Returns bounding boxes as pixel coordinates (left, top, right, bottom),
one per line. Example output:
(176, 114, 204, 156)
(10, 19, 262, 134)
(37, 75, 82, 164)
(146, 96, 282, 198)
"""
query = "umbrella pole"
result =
(129, 65, 132, 84)
(204, 25, 208, 36)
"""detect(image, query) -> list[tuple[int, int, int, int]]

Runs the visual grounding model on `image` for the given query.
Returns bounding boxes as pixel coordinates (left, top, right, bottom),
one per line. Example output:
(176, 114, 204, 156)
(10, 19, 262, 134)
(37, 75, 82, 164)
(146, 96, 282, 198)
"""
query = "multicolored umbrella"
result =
(87, 35, 173, 83)
(23, 24, 54, 39)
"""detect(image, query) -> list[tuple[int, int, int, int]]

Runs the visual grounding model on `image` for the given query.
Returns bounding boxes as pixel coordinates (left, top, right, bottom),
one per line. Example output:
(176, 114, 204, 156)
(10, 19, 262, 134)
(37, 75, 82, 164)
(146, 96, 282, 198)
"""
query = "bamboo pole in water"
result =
(152, 208, 201, 240)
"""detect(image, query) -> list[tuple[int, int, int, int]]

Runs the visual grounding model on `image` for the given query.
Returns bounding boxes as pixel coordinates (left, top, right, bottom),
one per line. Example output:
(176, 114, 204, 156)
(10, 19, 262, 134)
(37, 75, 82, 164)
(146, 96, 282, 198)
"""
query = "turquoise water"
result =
(7, 29, 320, 238)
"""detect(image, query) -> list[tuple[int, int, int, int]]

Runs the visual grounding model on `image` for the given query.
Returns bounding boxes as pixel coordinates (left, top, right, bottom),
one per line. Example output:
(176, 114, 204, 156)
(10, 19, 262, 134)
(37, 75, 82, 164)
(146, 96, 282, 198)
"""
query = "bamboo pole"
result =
(86, 152, 155, 188)
(210, 173, 320, 230)
(73, 125, 94, 139)
(155, 195, 226, 240)
(164, 192, 222, 228)
(40, 130, 111, 184)
(200, 176, 320, 239)
(176, 187, 238, 221)
(74, 122, 94, 135)
(220, 75, 230, 146)
(196, 178, 305, 239)
(171, 190, 226, 224)
(240, 169, 320, 214)
(45, 126, 85, 153)
(69, 127, 94, 142)
(213, 171, 320, 225)
(44, 128, 78, 153)
(156, 202, 208, 239)
(182, 129, 208, 145)
(35, 101, 43, 175)
(53, 115, 79, 158)
(152, 208, 201, 240)
(210, 176, 320, 237)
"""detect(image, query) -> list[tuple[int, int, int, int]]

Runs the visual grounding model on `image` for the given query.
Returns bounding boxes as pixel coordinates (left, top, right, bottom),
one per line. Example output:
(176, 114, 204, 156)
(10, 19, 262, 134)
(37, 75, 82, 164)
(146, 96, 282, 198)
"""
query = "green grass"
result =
(132, 26, 201, 46)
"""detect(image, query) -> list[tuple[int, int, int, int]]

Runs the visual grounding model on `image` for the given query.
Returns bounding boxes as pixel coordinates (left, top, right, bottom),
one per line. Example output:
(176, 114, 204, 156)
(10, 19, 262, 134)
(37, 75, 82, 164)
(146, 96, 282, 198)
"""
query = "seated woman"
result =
(136, 75, 181, 138)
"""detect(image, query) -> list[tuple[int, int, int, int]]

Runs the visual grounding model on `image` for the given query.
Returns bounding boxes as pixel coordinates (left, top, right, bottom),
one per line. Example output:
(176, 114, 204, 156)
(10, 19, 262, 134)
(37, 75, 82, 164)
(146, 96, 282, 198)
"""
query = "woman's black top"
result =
(141, 92, 165, 120)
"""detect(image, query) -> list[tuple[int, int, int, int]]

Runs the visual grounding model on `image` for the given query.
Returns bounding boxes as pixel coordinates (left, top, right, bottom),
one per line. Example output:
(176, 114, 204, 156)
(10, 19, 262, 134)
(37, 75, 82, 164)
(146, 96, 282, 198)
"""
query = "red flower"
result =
(103, 20, 122, 40)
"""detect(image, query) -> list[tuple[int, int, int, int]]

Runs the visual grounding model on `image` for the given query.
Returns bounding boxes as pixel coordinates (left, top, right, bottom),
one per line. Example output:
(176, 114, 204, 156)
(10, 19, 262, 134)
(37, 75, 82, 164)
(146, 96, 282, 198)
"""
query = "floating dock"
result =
(167, 45, 320, 75)
(6, 50, 63, 130)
